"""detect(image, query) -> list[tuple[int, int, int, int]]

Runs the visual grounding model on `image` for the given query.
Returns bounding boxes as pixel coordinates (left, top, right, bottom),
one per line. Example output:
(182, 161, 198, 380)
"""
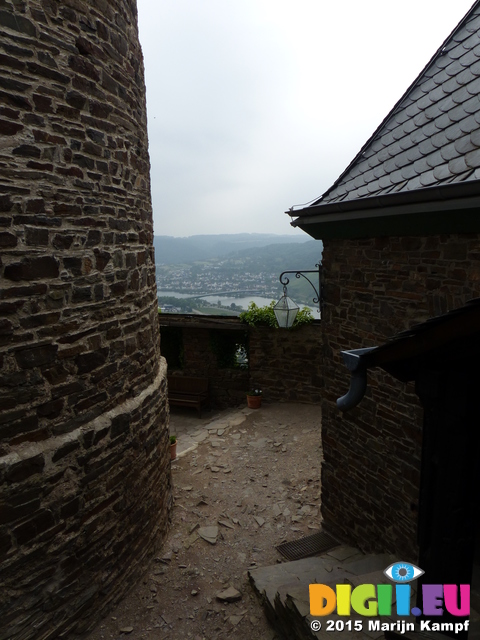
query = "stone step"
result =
(249, 546, 423, 640)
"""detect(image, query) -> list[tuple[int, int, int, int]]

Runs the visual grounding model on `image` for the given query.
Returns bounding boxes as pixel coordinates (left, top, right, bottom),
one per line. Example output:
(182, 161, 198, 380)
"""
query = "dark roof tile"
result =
(431, 67, 450, 85)
(366, 180, 383, 194)
(444, 121, 466, 141)
(430, 129, 450, 148)
(454, 133, 477, 154)
(445, 122, 465, 142)
(435, 112, 455, 129)
(413, 111, 432, 128)
(432, 95, 456, 114)
(392, 180, 409, 192)
(419, 77, 438, 93)
(458, 30, 479, 47)
(465, 148, 480, 167)
(458, 48, 479, 69)
(379, 175, 393, 189)
(470, 58, 480, 75)
(451, 84, 471, 104)
(457, 66, 476, 84)
(433, 163, 453, 181)
(378, 147, 392, 163)
(356, 185, 370, 198)
(406, 145, 423, 162)
(449, 168, 475, 181)
(395, 150, 414, 168)
(443, 76, 461, 94)
(449, 41, 468, 59)
(373, 163, 387, 178)
(419, 169, 438, 186)
(422, 120, 441, 138)
(392, 124, 407, 141)
(402, 118, 417, 135)
(429, 84, 448, 103)
(459, 113, 479, 133)
(391, 109, 410, 125)
(413, 156, 431, 175)
(453, 27, 472, 43)
(367, 154, 382, 169)
(448, 103, 468, 122)
(303, 3, 480, 210)
(384, 157, 399, 173)
(449, 156, 469, 174)
(405, 175, 423, 190)
(425, 149, 446, 168)
(419, 138, 437, 156)
(462, 95, 480, 115)
(353, 174, 366, 189)
(466, 76, 480, 94)
(471, 127, 480, 145)
(446, 59, 465, 76)
(390, 169, 406, 184)
(436, 52, 452, 69)
(399, 135, 417, 151)
(467, 13, 480, 33)
(440, 141, 462, 162)
(406, 102, 422, 118)
(401, 164, 419, 180)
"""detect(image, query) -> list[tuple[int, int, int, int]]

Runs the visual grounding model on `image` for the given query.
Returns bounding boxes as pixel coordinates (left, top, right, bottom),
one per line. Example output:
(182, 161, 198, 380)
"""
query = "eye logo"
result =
(384, 562, 424, 583)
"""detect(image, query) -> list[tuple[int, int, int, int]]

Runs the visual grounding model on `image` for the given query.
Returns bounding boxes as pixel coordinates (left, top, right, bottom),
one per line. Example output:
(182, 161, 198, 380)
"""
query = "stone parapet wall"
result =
(320, 233, 480, 559)
(0, 1, 171, 637)
(159, 315, 323, 407)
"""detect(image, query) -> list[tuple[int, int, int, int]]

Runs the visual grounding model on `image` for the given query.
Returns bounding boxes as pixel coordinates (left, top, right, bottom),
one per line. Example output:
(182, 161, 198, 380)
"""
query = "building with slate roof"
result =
(291, 0, 480, 240)
(287, 0, 480, 571)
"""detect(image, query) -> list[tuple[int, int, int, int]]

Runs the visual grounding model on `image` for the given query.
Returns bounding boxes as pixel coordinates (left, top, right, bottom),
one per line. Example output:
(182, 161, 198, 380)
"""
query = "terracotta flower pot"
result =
(247, 395, 262, 409)
(170, 442, 177, 460)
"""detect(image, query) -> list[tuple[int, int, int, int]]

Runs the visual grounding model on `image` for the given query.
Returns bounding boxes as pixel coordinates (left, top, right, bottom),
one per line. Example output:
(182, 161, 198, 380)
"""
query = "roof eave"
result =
(290, 181, 480, 239)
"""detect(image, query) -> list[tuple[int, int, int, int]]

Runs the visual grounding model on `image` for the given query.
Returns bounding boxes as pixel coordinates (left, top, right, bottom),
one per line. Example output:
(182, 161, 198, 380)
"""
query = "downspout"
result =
(336, 347, 376, 412)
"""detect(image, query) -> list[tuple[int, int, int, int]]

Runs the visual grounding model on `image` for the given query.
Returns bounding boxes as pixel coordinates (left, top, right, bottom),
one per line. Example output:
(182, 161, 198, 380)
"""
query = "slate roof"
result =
(292, 0, 480, 224)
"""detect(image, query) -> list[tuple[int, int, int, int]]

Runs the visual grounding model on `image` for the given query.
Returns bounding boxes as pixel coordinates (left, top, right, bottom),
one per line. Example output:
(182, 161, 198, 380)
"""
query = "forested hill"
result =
(224, 239, 322, 272)
(153, 233, 310, 264)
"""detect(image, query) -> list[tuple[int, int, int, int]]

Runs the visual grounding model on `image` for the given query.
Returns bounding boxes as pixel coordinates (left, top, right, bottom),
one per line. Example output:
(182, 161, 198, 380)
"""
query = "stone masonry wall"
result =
(248, 322, 323, 404)
(0, 1, 171, 638)
(320, 233, 480, 560)
(159, 315, 323, 407)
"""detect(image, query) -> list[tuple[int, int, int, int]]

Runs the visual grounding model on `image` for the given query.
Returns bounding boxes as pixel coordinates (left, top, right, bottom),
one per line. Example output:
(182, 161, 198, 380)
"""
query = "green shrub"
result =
(239, 301, 314, 328)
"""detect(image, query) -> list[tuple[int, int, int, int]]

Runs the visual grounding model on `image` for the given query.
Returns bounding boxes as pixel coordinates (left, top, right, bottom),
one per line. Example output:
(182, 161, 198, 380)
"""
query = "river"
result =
(157, 290, 316, 315)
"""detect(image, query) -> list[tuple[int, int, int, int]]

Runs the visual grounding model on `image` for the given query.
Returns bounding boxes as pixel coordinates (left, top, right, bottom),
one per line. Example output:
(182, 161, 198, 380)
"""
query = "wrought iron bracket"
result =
(278, 263, 323, 314)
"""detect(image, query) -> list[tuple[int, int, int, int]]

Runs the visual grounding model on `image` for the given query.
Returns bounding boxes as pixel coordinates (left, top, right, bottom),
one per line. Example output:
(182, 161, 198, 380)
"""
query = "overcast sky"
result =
(136, 0, 475, 238)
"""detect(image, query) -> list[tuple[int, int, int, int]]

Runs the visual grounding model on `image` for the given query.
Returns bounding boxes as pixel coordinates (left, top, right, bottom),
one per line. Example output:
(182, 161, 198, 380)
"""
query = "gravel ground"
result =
(83, 403, 323, 640)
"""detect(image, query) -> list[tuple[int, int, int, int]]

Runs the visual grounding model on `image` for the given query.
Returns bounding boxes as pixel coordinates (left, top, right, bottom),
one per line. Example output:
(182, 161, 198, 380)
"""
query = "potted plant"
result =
(246, 388, 262, 409)
(169, 435, 177, 460)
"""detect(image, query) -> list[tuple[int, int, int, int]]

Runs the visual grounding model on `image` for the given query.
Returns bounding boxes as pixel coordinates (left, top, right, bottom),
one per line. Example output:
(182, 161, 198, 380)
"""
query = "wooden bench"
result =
(167, 376, 209, 418)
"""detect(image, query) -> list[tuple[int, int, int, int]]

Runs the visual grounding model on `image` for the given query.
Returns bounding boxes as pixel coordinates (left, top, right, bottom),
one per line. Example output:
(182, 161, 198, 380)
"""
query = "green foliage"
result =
(239, 302, 314, 329)
(169, 435, 177, 444)
(239, 301, 277, 327)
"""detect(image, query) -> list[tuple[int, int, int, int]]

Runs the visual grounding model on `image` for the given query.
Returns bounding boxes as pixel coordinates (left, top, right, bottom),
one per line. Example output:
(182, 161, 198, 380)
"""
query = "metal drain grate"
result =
(276, 530, 338, 561)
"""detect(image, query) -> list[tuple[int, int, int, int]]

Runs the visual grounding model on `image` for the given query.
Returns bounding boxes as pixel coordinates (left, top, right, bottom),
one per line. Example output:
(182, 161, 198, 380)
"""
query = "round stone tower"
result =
(0, 1, 171, 637)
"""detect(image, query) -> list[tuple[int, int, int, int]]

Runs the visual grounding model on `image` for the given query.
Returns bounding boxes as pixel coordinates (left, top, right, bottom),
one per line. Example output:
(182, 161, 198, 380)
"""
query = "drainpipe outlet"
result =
(336, 347, 375, 412)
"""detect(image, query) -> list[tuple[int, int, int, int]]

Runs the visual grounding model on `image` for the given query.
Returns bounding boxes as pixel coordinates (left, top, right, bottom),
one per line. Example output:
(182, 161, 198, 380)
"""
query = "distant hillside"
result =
(153, 233, 310, 265)
(225, 239, 322, 271)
